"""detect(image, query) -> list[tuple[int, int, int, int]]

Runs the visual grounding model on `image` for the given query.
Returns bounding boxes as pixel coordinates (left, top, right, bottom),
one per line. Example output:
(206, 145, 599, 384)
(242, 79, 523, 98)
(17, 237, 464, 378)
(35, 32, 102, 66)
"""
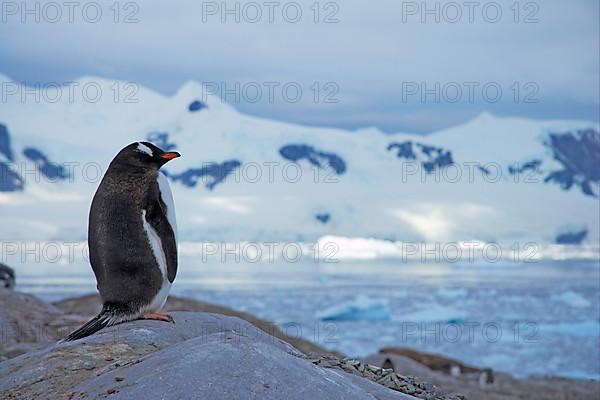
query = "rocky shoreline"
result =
(1, 289, 598, 399)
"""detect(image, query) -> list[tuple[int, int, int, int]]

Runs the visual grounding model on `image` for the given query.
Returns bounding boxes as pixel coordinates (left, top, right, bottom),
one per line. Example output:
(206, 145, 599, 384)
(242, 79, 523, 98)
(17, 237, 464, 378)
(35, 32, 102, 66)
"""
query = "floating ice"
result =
(436, 288, 468, 299)
(539, 321, 600, 337)
(398, 305, 468, 324)
(552, 291, 591, 308)
(316, 296, 390, 321)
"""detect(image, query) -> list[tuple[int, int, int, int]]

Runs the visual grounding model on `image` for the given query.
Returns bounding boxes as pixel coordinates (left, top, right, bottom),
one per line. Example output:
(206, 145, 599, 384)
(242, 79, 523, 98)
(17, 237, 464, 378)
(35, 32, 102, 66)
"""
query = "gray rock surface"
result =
(5, 291, 597, 400)
(0, 288, 83, 361)
(53, 292, 341, 357)
(1, 312, 411, 400)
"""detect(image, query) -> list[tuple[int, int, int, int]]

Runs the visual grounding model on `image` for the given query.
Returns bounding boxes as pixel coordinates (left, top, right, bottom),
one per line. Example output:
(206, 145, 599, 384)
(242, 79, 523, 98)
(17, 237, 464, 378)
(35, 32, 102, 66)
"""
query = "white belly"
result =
(141, 209, 172, 312)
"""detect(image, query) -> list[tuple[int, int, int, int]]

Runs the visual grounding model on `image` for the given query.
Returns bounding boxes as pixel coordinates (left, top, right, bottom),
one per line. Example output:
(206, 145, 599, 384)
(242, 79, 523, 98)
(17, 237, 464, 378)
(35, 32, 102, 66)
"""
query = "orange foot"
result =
(141, 312, 175, 323)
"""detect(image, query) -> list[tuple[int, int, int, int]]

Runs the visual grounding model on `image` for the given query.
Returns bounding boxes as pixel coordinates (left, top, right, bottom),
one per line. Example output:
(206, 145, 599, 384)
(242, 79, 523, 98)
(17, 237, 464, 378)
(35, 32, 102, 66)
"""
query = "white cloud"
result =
(0, 0, 597, 132)
(388, 203, 496, 241)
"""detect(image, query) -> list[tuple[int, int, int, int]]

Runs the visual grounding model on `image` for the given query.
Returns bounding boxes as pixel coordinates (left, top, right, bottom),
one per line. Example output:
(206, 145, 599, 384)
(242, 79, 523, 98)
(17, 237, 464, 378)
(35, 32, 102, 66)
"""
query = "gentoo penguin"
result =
(64, 142, 180, 342)
(0, 263, 15, 289)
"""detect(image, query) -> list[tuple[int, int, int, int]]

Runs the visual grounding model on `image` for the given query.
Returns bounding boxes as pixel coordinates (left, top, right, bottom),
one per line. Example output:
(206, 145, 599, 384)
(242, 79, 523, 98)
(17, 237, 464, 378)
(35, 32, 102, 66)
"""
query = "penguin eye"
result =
(136, 143, 154, 157)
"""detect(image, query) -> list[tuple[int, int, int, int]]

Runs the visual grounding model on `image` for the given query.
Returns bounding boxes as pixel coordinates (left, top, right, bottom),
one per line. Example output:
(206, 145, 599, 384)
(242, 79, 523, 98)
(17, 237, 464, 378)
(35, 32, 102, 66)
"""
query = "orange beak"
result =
(161, 152, 181, 160)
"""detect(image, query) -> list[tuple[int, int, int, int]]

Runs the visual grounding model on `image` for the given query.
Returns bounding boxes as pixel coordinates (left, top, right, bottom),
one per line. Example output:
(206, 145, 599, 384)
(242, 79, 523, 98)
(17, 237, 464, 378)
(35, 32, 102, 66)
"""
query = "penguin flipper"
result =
(146, 201, 178, 283)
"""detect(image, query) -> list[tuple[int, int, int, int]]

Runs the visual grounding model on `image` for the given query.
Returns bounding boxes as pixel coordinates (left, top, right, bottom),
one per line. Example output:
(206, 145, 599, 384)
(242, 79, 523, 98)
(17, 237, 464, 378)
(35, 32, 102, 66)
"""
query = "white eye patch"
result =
(136, 142, 154, 156)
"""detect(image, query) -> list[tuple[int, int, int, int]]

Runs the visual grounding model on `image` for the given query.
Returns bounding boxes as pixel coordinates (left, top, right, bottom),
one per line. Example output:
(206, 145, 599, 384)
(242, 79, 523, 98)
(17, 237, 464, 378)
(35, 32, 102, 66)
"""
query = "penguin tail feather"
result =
(62, 307, 120, 342)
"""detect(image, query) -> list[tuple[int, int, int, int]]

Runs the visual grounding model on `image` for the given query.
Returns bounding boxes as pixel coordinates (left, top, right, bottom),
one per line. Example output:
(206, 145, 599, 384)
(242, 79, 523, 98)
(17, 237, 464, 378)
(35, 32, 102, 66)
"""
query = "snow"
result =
(315, 236, 599, 262)
(0, 74, 599, 246)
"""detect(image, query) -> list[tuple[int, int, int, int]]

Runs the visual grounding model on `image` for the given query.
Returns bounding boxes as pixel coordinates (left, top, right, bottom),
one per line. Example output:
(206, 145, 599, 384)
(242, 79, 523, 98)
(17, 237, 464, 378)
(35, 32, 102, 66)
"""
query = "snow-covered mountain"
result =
(1, 74, 598, 246)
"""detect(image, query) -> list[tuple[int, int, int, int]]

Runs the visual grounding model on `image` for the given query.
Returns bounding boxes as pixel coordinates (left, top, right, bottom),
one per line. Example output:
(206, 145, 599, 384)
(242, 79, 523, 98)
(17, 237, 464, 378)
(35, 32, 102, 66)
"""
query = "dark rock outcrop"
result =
(146, 132, 177, 151)
(188, 100, 207, 112)
(555, 229, 588, 245)
(0, 124, 14, 161)
(388, 141, 454, 173)
(167, 160, 242, 190)
(1, 299, 412, 399)
(315, 213, 331, 224)
(366, 351, 600, 400)
(0, 124, 24, 192)
(280, 144, 347, 175)
(508, 160, 542, 175)
(0, 163, 24, 192)
(387, 142, 416, 160)
(3, 291, 598, 400)
(22, 147, 70, 181)
(544, 129, 600, 197)
(379, 347, 493, 382)
(0, 289, 81, 360)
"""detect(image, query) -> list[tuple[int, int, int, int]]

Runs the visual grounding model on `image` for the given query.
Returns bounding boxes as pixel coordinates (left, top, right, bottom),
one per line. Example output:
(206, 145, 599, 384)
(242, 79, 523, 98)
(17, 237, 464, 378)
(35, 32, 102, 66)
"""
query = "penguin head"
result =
(115, 142, 181, 169)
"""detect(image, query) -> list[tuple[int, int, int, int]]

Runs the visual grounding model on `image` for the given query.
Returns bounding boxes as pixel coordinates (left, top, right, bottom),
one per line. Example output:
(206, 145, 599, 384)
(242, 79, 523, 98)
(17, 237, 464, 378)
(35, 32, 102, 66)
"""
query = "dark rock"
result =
(555, 229, 588, 245)
(379, 347, 491, 380)
(0, 312, 411, 400)
(508, 160, 542, 175)
(365, 352, 600, 400)
(388, 142, 454, 173)
(188, 100, 207, 112)
(0, 162, 24, 192)
(315, 213, 331, 224)
(0, 125, 22, 191)
(477, 165, 491, 176)
(0, 123, 14, 161)
(280, 144, 347, 175)
(388, 142, 417, 160)
(167, 160, 241, 190)
(147, 132, 177, 151)
(0, 289, 81, 359)
(310, 355, 464, 400)
(544, 129, 600, 197)
(22, 147, 69, 181)
(5, 291, 600, 400)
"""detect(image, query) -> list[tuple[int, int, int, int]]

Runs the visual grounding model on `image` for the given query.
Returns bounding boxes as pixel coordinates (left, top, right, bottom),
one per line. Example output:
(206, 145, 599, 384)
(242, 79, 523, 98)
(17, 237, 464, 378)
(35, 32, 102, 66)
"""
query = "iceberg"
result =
(316, 296, 391, 321)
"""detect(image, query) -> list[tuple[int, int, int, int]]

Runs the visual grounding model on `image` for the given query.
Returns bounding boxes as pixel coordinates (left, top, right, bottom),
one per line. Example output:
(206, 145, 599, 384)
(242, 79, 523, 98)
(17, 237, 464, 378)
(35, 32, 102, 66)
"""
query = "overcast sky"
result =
(1, 0, 598, 133)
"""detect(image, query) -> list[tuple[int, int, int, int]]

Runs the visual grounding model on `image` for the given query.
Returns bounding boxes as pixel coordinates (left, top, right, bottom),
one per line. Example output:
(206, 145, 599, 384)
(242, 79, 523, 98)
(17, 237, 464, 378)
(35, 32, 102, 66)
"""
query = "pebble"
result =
(308, 355, 468, 400)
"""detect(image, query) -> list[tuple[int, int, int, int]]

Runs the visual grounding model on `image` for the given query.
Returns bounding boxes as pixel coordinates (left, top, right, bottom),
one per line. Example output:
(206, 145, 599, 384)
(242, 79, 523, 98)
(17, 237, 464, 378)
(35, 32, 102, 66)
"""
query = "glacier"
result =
(0, 74, 599, 247)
